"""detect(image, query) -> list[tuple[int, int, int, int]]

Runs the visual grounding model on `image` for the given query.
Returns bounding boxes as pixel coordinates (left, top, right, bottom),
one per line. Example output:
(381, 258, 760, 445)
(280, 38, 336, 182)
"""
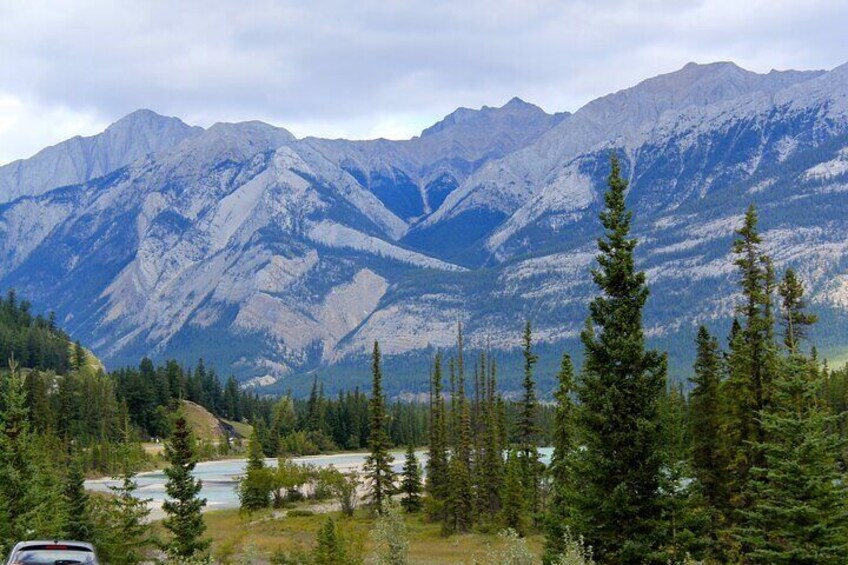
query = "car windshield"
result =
(12, 547, 95, 564)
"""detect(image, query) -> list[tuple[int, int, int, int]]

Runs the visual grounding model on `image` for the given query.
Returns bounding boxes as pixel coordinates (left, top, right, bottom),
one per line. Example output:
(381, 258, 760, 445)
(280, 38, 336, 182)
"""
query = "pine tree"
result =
(446, 330, 474, 532)
(778, 268, 817, 354)
(426, 353, 449, 518)
(500, 450, 530, 536)
(517, 321, 542, 517)
(97, 444, 155, 565)
(63, 454, 93, 540)
(736, 270, 848, 563)
(477, 355, 503, 524)
(162, 416, 209, 559)
(314, 517, 348, 565)
(239, 426, 271, 511)
(306, 376, 322, 432)
(400, 444, 422, 513)
(73, 341, 86, 371)
(571, 155, 668, 564)
(721, 205, 778, 514)
(738, 354, 848, 563)
(543, 354, 575, 564)
(365, 341, 395, 511)
(659, 382, 706, 561)
(689, 326, 726, 515)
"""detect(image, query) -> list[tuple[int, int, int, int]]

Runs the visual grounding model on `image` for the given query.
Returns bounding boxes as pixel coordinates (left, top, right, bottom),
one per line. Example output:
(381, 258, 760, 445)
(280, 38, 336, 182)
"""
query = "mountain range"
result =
(2, 60, 848, 393)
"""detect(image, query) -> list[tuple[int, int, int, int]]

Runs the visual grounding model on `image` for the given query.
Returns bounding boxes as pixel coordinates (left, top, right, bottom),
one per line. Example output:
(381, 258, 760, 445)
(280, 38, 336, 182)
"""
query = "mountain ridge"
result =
(2, 60, 848, 390)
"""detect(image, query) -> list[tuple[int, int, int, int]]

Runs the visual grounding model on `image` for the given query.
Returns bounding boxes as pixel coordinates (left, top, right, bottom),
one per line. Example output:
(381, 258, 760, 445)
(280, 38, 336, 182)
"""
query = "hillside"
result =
(0, 289, 74, 373)
(1, 61, 848, 391)
(181, 399, 252, 442)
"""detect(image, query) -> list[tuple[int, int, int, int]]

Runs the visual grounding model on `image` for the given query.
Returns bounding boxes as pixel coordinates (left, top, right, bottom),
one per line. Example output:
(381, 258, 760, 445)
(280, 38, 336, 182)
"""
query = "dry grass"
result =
(197, 508, 544, 564)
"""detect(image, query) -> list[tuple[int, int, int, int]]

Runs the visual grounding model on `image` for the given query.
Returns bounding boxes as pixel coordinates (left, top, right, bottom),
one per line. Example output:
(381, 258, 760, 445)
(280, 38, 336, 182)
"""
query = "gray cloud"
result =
(0, 0, 846, 163)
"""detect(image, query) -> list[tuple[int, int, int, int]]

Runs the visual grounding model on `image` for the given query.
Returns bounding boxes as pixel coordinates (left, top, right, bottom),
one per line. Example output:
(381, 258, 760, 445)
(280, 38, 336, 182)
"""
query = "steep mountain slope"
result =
(0, 109, 202, 203)
(1, 61, 848, 390)
(408, 62, 827, 262)
(301, 97, 565, 223)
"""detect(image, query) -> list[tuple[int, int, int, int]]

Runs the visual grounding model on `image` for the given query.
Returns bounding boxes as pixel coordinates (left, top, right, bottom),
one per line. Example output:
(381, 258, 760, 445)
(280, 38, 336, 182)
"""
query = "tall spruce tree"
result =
(239, 427, 271, 511)
(446, 327, 474, 532)
(426, 353, 449, 520)
(543, 354, 576, 565)
(162, 416, 209, 559)
(659, 382, 706, 561)
(571, 155, 668, 564)
(477, 353, 503, 524)
(517, 321, 542, 516)
(63, 454, 93, 540)
(689, 326, 726, 515)
(721, 205, 778, 514)
(365, 341, 395, 511)
(98, 443, 155, 565)
(400, 444, 423, 513)
(500, 450, 530, 536)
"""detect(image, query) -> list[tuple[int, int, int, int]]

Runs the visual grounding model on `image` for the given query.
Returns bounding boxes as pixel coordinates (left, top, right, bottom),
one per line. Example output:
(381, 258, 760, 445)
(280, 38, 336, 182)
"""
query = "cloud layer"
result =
(1, 0, 846, 164)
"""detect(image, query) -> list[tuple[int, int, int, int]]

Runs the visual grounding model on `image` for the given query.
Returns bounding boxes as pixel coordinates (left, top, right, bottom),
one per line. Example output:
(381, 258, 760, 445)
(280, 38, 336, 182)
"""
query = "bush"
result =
(551, 528, 595, 565)
(317, 467, 360, 517)
(288, 509, 315, 517)
(366, 500, 408, 565)
(473, 529, 536, 565)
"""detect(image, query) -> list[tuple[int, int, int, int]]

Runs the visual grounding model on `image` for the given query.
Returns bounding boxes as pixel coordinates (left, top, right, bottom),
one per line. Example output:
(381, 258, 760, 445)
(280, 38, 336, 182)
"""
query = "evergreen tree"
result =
(313, 517, 348, 565)
(239, 427, 271, 511)
(543, 354, 575, 564)
(500, 450, 530, 536)
(659, 382, 706, 561)
(778, 268, 817, 354)
(738, 353, 848, 563)
(400, 444, 422, 513)
(73, 341, 86, 371)
(364, 341, 395, 511)
(306, 376, 322, 432)
(63, 454, 93, 540)
(477, 355, 503, 524)
(96, 443, 155, 565)
(736, 270, 847, 563)
(689, 326, 726, 515)
(162, 416, 209, 559)
(571, 155, 668, 564)
(446, 325, 474, 532)
(517, 321, 542, 517)
(721, 205, 778, 515)
(427, 353, 449, 519)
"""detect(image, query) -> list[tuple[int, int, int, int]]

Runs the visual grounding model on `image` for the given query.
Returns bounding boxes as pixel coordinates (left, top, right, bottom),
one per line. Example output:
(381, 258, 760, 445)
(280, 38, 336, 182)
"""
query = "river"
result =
(85, 447, 554, 515)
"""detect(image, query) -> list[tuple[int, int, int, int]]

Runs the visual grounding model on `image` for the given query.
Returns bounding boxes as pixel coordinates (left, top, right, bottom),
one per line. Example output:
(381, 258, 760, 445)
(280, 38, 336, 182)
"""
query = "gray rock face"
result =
(0, 109, 202, 203)
(2, 61, 848, 390)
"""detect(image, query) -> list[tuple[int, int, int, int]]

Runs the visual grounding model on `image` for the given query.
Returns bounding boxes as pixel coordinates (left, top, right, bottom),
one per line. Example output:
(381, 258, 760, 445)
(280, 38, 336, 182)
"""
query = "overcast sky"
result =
(0, 0, 846, 165)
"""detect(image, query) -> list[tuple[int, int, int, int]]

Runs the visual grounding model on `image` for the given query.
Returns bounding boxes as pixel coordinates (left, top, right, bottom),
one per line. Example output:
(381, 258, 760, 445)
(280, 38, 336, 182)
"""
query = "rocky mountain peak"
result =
(420, 96, 556, 138)
(0, 108, 201, 203)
